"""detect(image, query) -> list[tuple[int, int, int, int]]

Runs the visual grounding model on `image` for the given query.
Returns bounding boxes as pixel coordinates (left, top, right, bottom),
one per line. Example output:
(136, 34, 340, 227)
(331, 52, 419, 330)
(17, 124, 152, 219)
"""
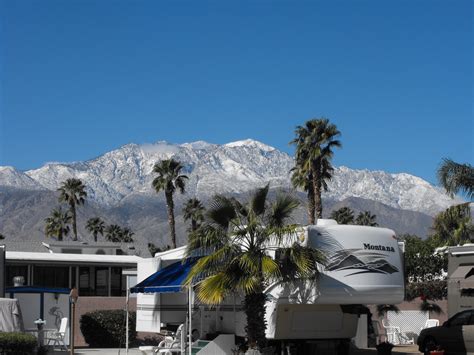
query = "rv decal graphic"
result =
(314, 231, 399, 276)
(325, 249, 399, 276)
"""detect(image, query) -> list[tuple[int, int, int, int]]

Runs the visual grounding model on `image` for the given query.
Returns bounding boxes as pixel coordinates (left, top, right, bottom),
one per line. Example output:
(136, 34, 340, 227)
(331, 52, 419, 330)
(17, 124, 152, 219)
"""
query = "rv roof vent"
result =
(316, 219, 338, 227)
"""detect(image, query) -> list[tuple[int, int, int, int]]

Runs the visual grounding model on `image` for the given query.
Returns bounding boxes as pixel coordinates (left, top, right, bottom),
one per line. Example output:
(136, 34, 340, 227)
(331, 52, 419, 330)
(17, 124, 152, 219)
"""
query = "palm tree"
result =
(105, 224, 123, 243)
(330, 207, 355, 225)
(437, 158, 474, 199)
(291, 118, 341, 221)
(431, 203, 473, 246)
(183, 198, 205, 232)
(0, 234, 5, 240)
(185, 184, 325, 349)
(355, 211, 378, 226)
(152, 159, 188, 249)
(58, 178, 87, 241)
(121, 227, 134, 243)
(44, 207, 72, 241)
(86, 217, 105, 242)
(290, 165, 315, 224)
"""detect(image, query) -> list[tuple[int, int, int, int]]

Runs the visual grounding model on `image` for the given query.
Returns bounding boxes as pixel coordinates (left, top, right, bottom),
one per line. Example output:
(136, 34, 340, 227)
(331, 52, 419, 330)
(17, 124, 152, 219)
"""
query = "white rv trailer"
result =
(135, 220, 405, 352)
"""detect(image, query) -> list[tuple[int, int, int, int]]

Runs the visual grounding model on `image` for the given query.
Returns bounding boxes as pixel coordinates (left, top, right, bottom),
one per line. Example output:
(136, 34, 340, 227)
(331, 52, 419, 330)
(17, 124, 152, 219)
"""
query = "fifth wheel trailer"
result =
(135, 220, 405, 353)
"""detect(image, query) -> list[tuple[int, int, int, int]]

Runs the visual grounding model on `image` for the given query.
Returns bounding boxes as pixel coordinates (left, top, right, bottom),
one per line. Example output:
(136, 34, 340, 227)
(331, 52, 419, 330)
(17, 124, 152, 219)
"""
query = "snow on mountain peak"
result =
(0, 139, 463, 216)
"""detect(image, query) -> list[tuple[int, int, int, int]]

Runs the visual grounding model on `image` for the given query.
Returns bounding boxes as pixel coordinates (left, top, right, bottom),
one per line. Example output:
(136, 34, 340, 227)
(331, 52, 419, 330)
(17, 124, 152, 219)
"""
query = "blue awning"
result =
(130, 258, 199, 294)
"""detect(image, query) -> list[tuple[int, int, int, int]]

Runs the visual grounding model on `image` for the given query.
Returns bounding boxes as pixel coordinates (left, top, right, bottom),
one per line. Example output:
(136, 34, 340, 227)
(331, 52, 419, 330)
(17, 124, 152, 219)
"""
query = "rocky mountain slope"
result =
(0, 139, 462, 245)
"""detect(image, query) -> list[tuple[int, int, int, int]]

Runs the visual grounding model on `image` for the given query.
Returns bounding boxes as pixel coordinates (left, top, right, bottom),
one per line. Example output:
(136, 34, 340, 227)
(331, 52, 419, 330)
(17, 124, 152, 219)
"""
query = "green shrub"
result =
(80, 310, 136, 347)
(406, 280, 447, 301)
(0, 332, 37, 354)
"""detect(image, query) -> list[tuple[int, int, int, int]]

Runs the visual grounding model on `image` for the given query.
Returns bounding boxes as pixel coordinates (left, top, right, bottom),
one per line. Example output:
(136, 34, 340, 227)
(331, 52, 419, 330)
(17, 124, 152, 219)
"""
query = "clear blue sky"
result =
(1, 0, 472, 184)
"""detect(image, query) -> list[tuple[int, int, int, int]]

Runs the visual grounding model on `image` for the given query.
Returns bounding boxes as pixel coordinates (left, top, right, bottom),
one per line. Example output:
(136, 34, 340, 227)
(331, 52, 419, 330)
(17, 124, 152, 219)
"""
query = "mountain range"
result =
(0, 139, 462, 247)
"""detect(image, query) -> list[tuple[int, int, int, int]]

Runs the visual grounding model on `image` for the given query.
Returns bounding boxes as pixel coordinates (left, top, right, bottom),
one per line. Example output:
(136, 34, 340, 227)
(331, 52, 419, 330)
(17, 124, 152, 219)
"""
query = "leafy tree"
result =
(86, 217, 105, 242)
(183, 198, 205, 232)
(330, 207, 355, 225)
(437, 158, 474, 199)
(402, 234, 446, 283)
(58, 178, 87, 241)
(152, 159, 188, 248)
(185, 184, 324, 348)
(290, 118, 341, 221)
(431, 203, 473, 246)
(355, 211, 378, 226)
(44, 207, 72, 241)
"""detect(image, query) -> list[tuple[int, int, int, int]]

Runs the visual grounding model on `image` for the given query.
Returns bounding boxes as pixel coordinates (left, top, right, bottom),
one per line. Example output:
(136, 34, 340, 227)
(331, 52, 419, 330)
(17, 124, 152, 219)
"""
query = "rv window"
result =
(461, 288, 474, 297)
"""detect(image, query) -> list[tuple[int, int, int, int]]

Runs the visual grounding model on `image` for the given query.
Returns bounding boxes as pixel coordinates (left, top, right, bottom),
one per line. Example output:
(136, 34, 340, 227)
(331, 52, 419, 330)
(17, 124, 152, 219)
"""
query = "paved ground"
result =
(48, 345, 421, 354)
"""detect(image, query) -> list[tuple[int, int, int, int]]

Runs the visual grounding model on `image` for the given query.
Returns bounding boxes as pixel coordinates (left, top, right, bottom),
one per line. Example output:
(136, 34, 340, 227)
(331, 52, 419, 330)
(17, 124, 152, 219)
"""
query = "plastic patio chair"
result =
(381, 319, 401, 344)
(421, 319, 439, 330)
(45, 317, 68, 351)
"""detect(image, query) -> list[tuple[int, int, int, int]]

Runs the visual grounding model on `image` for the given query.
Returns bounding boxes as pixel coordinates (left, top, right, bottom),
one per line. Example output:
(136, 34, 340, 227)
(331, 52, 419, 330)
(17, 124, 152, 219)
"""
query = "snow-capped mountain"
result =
(0, 139, 462, 216)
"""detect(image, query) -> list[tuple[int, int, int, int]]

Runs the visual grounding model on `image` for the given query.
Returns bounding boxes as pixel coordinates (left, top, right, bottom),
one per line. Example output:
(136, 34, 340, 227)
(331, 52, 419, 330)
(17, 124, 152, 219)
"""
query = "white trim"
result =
(6, 251, 142, 264)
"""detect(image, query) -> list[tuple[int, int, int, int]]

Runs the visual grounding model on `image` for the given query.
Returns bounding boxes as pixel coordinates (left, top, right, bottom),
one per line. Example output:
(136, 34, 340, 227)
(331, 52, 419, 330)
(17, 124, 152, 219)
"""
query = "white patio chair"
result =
(381, 319, 401, 344)
(45, 317, 68, 351)
(421, 318, 439, 330)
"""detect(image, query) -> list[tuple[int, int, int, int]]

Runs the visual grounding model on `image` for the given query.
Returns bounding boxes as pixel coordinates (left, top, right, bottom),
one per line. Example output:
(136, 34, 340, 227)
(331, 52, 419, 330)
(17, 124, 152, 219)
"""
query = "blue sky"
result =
(1, 0, 472, 184)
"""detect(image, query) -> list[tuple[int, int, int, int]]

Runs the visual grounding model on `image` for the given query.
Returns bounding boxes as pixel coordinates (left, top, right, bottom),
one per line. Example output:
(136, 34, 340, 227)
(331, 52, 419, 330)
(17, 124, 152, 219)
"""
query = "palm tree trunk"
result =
(165, 191, 177, 249)
(57, 230, 63, 242)
(191, 219, 197, 232)
(243, 292, 267, 349)
(307, 187, 315, 225)
(94, 232, 97, 243)
(312, 167, 323, 219)
(71, 202, 78, 241)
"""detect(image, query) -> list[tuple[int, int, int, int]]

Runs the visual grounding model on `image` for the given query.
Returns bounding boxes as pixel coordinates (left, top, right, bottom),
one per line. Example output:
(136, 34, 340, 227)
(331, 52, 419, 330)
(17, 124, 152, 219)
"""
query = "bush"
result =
(80, 310, 136, 347)
(406, 280, 447, 301)
(0, 332, 37, 354)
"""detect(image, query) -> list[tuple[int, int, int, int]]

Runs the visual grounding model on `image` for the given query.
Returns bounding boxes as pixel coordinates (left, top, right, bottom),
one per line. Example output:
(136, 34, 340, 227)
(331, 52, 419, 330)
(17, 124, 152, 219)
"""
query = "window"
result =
(6, 265, 28, 287)
(95, 267, 109, 296)
(450, 311, 472, 326)
(79, 267, 92, 296)
(111, 267, 123, 296)
(33, 266, 69, 288)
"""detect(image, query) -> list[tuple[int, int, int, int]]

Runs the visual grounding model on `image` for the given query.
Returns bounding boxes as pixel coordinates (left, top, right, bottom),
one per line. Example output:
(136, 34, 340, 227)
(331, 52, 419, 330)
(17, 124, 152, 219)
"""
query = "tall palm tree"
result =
(152, 159, 188, 249)
(330, 207, 355, 225)
(290, 165, 315, 224)
(431, 203, 473, 246)
(86, 217, 105, 242)
(44, 207, 72, 241)
(291, 118, 341, 220)
(437, 158, 474, 199)
(355, 211, 378, 226)
(58, 178, 87, 241)
(183, 198, 205, 232)
(105, 224, 123, 243)
(185, 184, 325, 349)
